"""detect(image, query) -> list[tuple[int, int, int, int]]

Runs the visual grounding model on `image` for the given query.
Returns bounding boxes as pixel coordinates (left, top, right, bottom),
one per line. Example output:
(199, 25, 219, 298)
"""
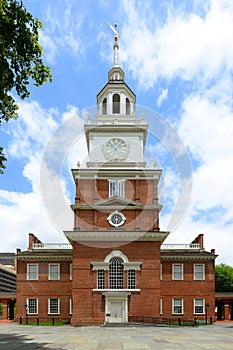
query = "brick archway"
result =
(215, 293, 233, 321)
(0, 294, 16, 321)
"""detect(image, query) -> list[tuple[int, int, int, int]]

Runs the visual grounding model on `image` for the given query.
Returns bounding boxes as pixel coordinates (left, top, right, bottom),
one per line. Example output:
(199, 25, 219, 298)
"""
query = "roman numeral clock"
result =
(103, 137, 129, 161)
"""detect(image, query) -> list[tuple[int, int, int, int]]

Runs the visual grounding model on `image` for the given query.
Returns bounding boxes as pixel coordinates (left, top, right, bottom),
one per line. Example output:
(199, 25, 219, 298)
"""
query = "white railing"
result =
(32, 243, 72, 250)
(161, 244, 200, 250)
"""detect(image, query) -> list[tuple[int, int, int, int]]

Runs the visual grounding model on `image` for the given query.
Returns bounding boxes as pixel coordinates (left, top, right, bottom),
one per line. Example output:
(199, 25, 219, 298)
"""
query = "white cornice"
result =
(85, 162, 148, 169)
(70, 203, 162, 211)
(71, 168, 162, 181)
(64, 230, 169, 243)
(160, 254, 217, 262)
(16, 255, 72, 261)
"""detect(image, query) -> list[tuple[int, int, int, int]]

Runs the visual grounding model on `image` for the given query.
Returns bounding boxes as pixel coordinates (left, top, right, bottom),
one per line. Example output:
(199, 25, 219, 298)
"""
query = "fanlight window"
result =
(109, 257, 124, 289)
(113, 94, 120, 114)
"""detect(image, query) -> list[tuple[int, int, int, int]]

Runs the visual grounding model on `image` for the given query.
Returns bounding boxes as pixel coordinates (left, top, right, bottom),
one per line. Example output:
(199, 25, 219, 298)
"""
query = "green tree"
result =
(0, 0, 52, 173)
(215, 263, 233, 292)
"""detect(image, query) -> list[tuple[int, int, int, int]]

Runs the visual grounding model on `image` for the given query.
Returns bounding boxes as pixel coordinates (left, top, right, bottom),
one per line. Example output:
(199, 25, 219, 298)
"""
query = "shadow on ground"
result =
(0, 333, 63, 350)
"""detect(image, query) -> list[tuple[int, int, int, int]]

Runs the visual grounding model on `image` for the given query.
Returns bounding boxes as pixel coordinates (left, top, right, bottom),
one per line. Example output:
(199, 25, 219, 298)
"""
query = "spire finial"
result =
(107, 22, 120, 40)
(108, 22, 120, 66)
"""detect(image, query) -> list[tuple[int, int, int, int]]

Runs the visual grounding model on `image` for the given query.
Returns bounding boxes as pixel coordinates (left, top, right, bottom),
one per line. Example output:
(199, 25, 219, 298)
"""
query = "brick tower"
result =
(64, 29, 169, 325)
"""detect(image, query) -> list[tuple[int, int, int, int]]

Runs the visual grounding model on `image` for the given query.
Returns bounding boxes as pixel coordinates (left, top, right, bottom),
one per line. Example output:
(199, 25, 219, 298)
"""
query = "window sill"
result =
(92, 288, 141, 293)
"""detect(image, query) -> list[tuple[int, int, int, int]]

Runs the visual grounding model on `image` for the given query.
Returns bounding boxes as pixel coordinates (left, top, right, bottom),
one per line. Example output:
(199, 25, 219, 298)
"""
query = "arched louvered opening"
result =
(102, 97, 107, 115)
(109, 257, 124, 289)
(113, 93, 120, 114)
(126, 98, 130, 115)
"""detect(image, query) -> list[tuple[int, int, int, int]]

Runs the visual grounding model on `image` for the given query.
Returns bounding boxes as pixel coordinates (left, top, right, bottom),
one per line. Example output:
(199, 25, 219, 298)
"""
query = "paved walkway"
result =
(0, 323, 233, 349)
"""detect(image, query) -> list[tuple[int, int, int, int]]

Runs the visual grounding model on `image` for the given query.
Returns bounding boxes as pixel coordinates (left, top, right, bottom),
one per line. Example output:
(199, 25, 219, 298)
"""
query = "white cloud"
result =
(39, 1, 86, 64)
(157, 89, 168, 107)
(120, 0, 233, 87)
(179, 95, 233, 211)
(0, 100, 87, 251)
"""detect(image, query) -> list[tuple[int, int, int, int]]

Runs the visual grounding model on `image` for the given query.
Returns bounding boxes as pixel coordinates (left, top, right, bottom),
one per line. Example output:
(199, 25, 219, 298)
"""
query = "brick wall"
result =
(71, 240, 161, 325)
(16, 260, 72, 322)
(160, 261, 215, 320)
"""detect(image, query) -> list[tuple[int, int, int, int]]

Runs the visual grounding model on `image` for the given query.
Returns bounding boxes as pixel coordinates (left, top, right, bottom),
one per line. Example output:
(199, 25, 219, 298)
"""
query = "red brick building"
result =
(15, 33, 217, 325)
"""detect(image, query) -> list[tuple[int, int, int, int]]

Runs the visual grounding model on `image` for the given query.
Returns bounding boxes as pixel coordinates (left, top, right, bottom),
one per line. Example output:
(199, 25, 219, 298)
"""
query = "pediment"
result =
(93, 196, 143, 208)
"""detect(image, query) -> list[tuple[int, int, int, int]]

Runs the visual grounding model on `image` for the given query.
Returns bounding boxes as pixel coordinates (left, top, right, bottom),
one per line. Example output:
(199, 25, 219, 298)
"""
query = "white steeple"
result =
(108, 22, 120, 66)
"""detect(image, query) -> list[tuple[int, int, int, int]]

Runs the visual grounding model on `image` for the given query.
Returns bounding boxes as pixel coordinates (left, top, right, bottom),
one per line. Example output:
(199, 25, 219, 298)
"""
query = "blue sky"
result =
(1, 0, 233, 265)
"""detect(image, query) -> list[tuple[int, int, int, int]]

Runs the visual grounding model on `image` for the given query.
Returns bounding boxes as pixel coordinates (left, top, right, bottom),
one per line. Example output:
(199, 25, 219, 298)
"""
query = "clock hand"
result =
(114, 141, 121, 150)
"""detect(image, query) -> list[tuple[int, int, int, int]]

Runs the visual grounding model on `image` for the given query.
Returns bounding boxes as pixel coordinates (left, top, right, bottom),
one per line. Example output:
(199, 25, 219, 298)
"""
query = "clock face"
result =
(105, 138, 127, 159)
(107, 211, 126, 227)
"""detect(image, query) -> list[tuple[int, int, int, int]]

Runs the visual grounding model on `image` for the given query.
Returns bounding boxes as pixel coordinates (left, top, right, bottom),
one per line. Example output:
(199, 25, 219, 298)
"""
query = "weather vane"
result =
(107, 22, 121, 40)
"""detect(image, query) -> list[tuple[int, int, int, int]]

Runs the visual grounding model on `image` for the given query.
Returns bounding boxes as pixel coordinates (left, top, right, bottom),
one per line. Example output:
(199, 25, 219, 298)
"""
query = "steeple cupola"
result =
(96, 24, 136, 117)
(84, 24, 148, 168)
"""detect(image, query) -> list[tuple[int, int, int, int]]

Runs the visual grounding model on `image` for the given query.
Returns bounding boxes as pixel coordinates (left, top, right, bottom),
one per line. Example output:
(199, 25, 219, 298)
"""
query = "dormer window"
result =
(113, 93, 120, 114)
(102, 98, 107, 115)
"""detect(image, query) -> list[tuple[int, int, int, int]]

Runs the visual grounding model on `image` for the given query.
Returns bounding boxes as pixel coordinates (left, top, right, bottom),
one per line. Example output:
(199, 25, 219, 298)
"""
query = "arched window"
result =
(113, 94, 120, 114)
(109, 257, 124, 289)
(126, 98, 130, 115)
(102, 98, 107, 115)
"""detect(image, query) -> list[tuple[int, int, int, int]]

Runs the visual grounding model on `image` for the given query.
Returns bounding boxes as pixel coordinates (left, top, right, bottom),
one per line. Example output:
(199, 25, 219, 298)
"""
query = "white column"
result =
(107, 93, 112, 115)
(121, 93, 126, 115)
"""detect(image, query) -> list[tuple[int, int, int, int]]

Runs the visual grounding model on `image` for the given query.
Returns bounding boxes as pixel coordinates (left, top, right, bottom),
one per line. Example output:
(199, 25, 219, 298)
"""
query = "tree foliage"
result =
(0, 0, 52, 173)
(215, 263, 233, 292)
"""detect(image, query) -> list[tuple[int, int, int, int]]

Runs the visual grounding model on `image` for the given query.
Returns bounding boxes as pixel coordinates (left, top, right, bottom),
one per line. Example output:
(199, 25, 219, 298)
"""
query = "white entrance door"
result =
(109, 300, 124, 323)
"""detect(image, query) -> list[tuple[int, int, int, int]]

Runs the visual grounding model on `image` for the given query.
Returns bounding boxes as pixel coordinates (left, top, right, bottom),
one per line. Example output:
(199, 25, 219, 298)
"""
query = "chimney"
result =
(197, 234, 204, 250)
(28, 233, 35, 250)
(211, 249, 215, 254)
(191, 233, 204, 250)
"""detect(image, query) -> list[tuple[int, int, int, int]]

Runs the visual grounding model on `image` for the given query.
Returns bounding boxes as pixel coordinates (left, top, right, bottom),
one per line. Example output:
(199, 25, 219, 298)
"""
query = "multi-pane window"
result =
(27, 264, 38, 280)
(48, 298, 60, 314)
(97, 269, 105, 289)
(173, 298, 183, 314)
(27, 298, 38, 314)
(109, 180, 125, 198)
(109, 257, 124, 289)
(70, 264, 72, 280)
(172, 264, 183, 280)
(128, 269, 136, 289)
(194, 264, 205, 280)
(194, 298, 205, 314)
(48, 264, 60, 280)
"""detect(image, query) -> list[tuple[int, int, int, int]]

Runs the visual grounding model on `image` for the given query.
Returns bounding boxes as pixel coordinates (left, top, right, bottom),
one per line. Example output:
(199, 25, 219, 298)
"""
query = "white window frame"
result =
(109, 179, 125, 198)
(194, 264, 205, 280)
(48, 298, 60, 314)
(194, 298, 205, 314)
(160, 263, 162, 280)
(27, 298, 38, 314)
(27, 264, 38, 280)
(69, 298, 73, 315)
(172, 298, 183, 315)
(172, 264, 183, 280)
(128, 269, 136, 289)
(48, 263, 60, 280)
(70, 263, 72, 280)
(97, 269, 105, 289)
(109, 257, 124, 289)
